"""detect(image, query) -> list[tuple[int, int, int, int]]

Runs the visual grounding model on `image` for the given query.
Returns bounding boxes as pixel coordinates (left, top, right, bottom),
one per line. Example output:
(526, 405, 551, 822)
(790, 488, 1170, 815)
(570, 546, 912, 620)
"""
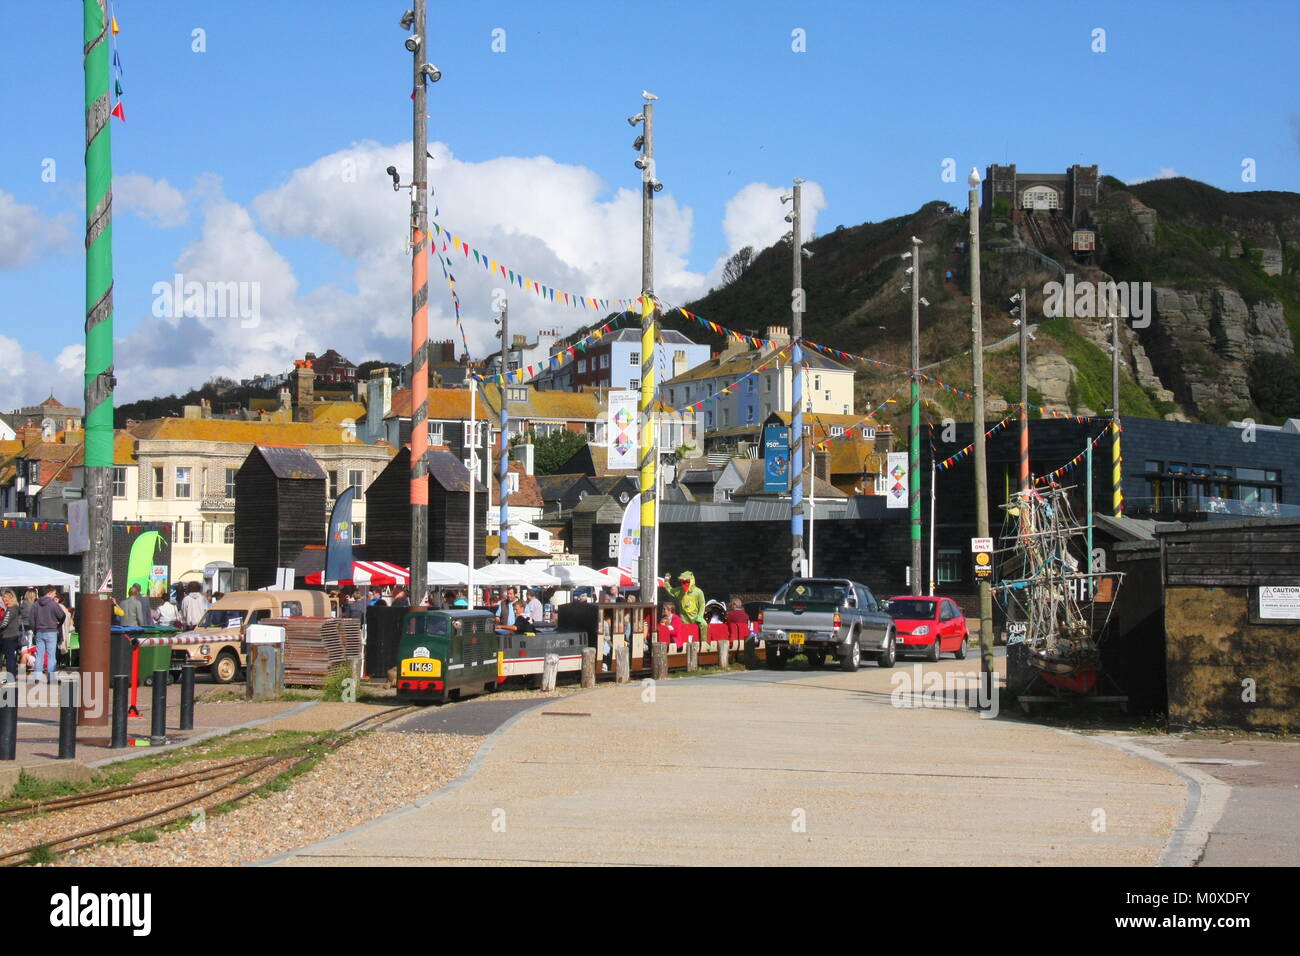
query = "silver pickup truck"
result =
(759, 577, 897, 671)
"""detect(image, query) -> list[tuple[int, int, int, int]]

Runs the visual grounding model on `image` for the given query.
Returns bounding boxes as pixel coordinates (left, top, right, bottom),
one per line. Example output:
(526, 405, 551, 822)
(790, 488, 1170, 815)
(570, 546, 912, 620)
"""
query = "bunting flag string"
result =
(1033, 422, 1119, 485)
(429, 222, 639, 313)
(667, 345, 792, 415)
(109, 4, 125, 121)
(813, 381, 909, 450)
(470, 307, 646, 387)
(934, 415, 1018, 471)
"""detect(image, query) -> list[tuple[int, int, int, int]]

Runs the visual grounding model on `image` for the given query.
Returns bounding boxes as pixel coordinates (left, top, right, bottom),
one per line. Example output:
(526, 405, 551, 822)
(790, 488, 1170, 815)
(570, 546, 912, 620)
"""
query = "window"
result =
(223, 524, 235, 544)
(669, 388, 676, 404)
(352, 521, 364, 544)
(813, 374, 822, 391)
(630, 353, 640, 366)
(765, 375, 772, 393)
(178, 521, 192, 544)
(175, 467, 192, 499)
(327, 470, 339, 499)
(429, 421, 444, 445)
(153, 466, 164, 499)
(842, 404, 849, 415)
(600, 355, 610, 369)
(720, 408, 729, 427)
(830, 426, 844, 437)
(279, 601, 303, 618)
(746, 406, 754, 424)
(684, 387, 691, 401)
(112, 467, 126, 498)
(224, 467, 238, 499)
(937, 547, 962, 583)
(348, 469, 364, 494)
(507, 472, 520, 494)
(508, 387, 527, 402)
(578, 360, 587, 372)
(706, 411, 714, 429)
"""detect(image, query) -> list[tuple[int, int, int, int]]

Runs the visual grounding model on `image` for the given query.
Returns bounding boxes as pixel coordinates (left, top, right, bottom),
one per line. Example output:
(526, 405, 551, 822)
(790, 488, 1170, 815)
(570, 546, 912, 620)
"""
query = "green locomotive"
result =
(395, 609, 502, 703)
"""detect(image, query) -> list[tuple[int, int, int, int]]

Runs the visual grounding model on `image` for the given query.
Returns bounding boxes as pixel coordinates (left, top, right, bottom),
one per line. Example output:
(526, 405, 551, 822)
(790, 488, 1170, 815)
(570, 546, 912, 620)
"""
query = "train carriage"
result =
(396, 609, 501, 703)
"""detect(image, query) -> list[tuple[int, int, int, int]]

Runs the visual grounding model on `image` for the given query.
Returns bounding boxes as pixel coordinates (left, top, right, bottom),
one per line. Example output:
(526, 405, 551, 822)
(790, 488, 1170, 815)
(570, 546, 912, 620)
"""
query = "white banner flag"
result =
(617, 493, 641, 570)
(886, 451, 909, 509)
(607, 389, 639, 470)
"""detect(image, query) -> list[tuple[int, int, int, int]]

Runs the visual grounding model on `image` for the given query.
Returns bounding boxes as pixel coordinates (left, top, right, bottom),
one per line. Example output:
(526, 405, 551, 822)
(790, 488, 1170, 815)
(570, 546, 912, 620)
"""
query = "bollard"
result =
(0, 682, 16, 761)
(581, 647, 596, 688)
(744, 637, 759, 670)
(686, 641, 699, 672)
(111, 674, 128, 749)
(150, 670, 168, 745)
(651, 642, 668, 681)
(58, 675, 78, 760)
(541, 654, 559, 692)
(179, 661, 196, 730)
(718, 640, 729, 669)
(615, 646, 630, 684)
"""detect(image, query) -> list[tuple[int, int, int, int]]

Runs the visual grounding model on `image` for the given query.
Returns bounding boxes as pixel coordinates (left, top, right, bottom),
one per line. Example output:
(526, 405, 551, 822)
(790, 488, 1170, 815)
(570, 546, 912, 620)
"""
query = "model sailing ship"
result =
(994, 483, 1122, 695)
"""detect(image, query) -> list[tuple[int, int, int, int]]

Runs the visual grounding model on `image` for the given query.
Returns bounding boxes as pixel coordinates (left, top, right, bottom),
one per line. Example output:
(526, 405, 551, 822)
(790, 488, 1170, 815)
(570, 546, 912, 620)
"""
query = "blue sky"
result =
(1, 0, 1297, 406)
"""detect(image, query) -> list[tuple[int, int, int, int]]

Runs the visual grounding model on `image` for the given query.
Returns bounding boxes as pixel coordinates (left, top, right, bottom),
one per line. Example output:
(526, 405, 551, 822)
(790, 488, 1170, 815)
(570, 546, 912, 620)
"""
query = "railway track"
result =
(0, 705, 418, 866)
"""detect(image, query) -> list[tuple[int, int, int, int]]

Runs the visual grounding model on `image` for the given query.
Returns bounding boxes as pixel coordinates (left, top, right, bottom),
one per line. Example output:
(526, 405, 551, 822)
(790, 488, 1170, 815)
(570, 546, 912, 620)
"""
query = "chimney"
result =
(512, 333, 527, 347)
(765, 326, 791, 350)
(182, 405, 202, 419)
(200, 398, 212, 419)
(293, 361, 315, 421)
(721, 337, 749, 362)
(277, 386, 291, 411)
(672, 349, 687, 380)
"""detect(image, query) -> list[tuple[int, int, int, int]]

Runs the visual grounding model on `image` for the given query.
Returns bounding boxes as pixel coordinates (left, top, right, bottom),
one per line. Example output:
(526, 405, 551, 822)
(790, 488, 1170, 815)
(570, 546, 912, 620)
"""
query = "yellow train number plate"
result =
(789, 632, 806, 645)
(400, 657, 441, 678)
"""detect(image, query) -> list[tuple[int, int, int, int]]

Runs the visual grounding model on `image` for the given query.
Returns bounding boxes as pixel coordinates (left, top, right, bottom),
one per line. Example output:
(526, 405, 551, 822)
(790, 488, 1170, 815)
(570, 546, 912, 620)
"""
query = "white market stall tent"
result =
(0, 555, 80, 592)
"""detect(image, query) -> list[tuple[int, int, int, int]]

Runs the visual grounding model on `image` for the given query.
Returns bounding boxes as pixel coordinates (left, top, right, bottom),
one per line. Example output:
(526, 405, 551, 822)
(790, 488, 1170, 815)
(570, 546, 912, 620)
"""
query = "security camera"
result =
(399, 10, 415, 29)
(421, 63, 441, 82)
(632, 135, 644, 150)
(901, 251, 911, 259)
(780, 194, 792, 204)
(627, 113, 644, 127)
(634, 157, 648, 170)
(405, 33, 421, 52)
(386, 165, 401, 190)
(1010, 292, 1021, 303)
(904, 266, 913, 275)
(784, 213, 793, 223)
(651, 180, 664, 192)
(920, 297, 930, 306)
(802, 248, 814, 259)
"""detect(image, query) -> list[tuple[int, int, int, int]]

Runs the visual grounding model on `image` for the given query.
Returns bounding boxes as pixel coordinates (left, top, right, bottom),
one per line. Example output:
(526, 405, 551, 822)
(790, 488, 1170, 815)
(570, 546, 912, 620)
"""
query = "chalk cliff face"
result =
(1145, 288, 1293, 420)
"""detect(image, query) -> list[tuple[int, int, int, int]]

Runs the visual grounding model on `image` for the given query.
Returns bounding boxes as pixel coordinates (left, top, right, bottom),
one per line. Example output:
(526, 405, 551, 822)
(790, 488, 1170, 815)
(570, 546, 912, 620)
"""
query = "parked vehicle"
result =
(396, 609, 501, 703)
(171, 589, 331, 683)
(758, 578, 896, 671)
(884, 595, 969, 661)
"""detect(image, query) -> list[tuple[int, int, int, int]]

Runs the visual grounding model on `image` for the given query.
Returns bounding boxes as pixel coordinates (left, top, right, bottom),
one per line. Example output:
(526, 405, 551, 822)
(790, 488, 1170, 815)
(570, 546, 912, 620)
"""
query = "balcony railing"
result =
(200, 496, 235, 513)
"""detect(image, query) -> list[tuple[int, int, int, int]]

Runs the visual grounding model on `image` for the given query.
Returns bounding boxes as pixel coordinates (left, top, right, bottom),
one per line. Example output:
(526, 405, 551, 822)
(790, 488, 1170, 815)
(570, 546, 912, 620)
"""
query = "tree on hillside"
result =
(520, 429, 588, 475)
(721, 246, 755, 286)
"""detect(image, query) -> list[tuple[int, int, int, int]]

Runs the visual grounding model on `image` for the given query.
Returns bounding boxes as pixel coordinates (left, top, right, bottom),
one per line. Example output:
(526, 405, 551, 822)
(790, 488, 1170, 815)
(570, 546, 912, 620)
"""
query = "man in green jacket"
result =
(667, 571, 706, 636)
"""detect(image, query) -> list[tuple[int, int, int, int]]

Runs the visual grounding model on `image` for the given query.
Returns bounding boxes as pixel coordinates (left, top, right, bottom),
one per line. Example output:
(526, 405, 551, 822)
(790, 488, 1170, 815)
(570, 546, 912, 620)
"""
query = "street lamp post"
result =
(968, 167, 994, 702)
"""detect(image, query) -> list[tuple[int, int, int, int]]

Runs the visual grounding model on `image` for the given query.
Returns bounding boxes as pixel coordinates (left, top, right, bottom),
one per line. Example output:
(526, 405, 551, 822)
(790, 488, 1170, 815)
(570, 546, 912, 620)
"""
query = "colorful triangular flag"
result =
(111, 101, 125, 121)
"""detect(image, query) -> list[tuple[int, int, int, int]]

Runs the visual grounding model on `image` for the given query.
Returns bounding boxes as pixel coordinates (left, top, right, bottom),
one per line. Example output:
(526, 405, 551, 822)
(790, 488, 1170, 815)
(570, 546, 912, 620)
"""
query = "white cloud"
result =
(0, 335, 64, 410)
(0, 189, 73, 270)
(1130, 167, 1180, 184)
(115, 174, 189, 227)
(99, 142, 800, 403)
(704, 180, 826, 286)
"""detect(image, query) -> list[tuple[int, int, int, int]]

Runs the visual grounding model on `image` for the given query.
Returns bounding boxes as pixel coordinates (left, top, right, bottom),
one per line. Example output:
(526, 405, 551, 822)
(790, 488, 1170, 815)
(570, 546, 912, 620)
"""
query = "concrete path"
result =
(270, 659, 1188, 866)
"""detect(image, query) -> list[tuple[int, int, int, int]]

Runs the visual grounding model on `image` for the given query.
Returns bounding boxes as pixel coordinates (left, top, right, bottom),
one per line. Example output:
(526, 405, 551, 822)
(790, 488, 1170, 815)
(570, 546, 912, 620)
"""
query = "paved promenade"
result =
(270, 660, 1188, 866)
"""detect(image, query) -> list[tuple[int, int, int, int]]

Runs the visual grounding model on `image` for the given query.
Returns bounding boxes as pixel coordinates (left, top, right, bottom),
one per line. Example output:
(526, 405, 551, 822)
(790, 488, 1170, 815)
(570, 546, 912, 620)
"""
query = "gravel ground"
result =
(55, 731, 481, 867)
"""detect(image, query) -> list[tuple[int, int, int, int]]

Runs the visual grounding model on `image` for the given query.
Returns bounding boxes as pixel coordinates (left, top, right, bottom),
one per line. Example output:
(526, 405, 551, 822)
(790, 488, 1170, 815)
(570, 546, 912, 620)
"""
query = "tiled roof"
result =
(728, 458, 846, 499)
(130, 417, 354, 445)
(388, 387, 492, 421)
(485, 538, 551, 559)
(309, 402, 365, 423)
(252, 446, 327, 480)
(826, 441, 881, 476)
(506, 461, 544, 508)
(533, 473, 589, 501)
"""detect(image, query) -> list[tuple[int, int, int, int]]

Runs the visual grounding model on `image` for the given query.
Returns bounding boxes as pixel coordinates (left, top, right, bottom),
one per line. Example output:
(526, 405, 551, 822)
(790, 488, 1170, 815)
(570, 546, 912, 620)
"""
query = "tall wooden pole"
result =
(408, 0, 430, 602)
(1019, 287, 1030, 492)
(81, 0, 114, 727)
(909, 236, 923, 595)
(1111, 308, 1124, 516)
(497, 300, 510, 563)
(637, 99, 658, 599)
(968, 168, 994, 699)
(789, 180, 805, 576)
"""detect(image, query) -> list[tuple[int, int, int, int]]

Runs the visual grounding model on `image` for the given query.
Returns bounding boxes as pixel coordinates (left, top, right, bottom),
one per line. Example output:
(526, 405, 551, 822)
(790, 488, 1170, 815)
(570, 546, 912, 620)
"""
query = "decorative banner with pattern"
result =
(885, 451, 909, 509)
(1034, 423, 1119, 485)
(431, 223, 639, 311)
(607, 389, 639, 470)
(813, 383, 908, 450)
(935, 416, 1016, 471)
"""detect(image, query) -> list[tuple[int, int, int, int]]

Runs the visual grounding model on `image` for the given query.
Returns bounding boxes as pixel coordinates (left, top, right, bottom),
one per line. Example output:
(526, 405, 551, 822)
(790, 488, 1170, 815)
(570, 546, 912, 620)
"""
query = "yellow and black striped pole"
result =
(635, 96, 658, 598)
(1110, 309, 1123, 516)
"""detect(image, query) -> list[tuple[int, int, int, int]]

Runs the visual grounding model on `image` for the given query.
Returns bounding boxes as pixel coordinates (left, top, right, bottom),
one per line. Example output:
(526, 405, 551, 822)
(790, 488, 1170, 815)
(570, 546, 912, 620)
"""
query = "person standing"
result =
(18, 589, 36, 673)
(0, 590, 22, 682)
(180, 582, 208, 628)
(122, 584, 149, 627)
(390, 587, 411, 608)
(495, 588, 517, 629)
(525, 588, 544, 624)
(153, 593, 179, 627)
(29, 586, 65, 684)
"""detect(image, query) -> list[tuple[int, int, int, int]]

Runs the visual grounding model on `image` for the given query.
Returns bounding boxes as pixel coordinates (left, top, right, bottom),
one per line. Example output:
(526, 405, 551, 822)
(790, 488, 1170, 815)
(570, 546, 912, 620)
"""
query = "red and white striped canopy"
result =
(306, 560, 410, 587)
(597, 566, 666, 590)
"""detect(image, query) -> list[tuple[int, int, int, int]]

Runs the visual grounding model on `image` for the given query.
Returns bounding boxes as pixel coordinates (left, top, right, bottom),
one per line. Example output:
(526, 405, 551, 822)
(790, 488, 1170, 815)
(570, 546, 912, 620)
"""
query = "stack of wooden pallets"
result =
(268, 617, 346, 687)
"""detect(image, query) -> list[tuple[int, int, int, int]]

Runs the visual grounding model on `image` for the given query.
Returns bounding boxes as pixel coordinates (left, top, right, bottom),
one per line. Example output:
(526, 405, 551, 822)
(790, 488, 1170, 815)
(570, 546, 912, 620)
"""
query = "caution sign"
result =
(971, 537, 994, 582)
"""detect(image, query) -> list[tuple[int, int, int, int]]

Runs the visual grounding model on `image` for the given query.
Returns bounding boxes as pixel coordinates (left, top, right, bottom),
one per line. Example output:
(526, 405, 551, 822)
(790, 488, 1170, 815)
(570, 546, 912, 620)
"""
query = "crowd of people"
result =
(0, 586, 75, 684)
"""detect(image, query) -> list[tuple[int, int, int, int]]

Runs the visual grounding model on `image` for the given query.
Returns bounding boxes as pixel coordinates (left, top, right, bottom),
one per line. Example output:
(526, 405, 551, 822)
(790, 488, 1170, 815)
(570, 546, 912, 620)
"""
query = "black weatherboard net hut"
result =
(364, 446, 487, 567)
(234, 445, 327, 589)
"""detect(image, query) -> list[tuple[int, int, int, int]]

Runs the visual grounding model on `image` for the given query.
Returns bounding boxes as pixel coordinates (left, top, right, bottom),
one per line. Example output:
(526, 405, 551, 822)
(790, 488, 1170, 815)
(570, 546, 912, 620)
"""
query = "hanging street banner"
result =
(763, 424, 791, 493)
(324, 487, 356, 584)
(607, 389, 639, 470)
(886, 451, 909, 509)
(617, 493, 641, 569)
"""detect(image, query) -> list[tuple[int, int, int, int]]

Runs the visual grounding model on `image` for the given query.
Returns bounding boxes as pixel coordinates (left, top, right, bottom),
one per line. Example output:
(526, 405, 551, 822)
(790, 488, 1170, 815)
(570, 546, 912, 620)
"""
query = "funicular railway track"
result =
(0, 705, 418, 866)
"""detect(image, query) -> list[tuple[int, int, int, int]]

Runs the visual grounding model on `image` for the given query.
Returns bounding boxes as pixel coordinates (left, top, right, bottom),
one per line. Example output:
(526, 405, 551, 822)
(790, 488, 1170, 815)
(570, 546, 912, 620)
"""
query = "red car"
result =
(884, 596, 969, 661)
